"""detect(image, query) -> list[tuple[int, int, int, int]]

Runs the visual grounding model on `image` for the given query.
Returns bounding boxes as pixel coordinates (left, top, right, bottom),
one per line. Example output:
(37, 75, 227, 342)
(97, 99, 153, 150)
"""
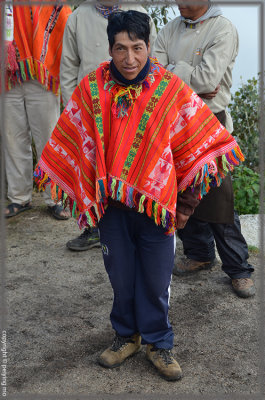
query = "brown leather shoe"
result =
(146, 345, 182, 381)
(173, 256, 214, 275)
(232, 278, 255, 298)
(98, 333, 141, 368)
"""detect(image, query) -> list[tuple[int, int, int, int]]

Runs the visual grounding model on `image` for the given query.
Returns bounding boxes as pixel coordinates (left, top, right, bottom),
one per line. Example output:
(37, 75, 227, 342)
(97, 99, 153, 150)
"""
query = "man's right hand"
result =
(199, 84, 220, 100)
(175, 210, 190, 230)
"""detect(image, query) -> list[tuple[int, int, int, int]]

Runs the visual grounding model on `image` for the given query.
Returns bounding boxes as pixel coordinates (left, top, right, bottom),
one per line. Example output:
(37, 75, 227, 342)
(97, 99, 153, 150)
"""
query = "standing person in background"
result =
(3, 1, 72, 220)
(60, 0, 157, 251)
(153, 0, 255, 298)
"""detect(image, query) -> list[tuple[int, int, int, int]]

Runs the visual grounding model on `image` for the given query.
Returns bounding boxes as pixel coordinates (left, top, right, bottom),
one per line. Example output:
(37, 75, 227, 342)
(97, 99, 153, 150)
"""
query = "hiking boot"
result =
(146, 345, 182, 381)
(232, 278, 255, 298)
(66, 228, 100, 251)
(98, 333, 141, 368)
(173, 256, 214, 275)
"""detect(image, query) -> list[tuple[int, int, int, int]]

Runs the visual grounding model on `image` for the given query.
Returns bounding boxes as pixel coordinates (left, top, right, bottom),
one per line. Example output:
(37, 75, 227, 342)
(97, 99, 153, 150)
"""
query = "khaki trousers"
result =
(3, 80, 60, 205)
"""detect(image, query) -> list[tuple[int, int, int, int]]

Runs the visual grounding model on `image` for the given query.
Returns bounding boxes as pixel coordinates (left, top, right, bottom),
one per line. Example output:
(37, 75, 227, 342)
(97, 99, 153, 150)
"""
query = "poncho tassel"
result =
(116, 181, 123, 201)
(111, 177, 117, 199)
(161, 208, 167, 228)
(6, 57, 60, 95)
(138, 195, 146, 213)
(33, 166, 51, 191)
(96, 178, 107, 202)
(182, 144, 244, 200)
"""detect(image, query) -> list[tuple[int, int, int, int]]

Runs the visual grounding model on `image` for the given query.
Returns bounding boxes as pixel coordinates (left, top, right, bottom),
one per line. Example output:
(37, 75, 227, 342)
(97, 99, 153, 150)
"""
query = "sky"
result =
(166, 4, 259, 93)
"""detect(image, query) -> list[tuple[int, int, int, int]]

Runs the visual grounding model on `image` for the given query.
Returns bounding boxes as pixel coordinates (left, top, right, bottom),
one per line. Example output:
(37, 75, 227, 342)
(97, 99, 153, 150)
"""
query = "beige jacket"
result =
(153, 15, 239, 132)
(60, 2, 157, 106)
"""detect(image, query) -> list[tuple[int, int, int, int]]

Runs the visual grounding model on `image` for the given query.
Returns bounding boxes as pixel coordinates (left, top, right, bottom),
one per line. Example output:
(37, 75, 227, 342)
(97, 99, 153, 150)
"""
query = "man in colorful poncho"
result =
(2, 0, 71, 219)
(35, 11, 244, 381)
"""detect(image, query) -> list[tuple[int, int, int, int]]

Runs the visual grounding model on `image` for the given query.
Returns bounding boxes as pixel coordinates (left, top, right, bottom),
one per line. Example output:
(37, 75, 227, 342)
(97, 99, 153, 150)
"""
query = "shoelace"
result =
(233, 278, 251, 287)
(111, 335, 132, 352)
(153, 348, 174, 365)
(79, 229, 91, 239)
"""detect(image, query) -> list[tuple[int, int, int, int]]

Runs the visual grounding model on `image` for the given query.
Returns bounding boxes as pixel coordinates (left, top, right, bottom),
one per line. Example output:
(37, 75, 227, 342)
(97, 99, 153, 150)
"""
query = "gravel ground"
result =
(3, 192, 263, 399)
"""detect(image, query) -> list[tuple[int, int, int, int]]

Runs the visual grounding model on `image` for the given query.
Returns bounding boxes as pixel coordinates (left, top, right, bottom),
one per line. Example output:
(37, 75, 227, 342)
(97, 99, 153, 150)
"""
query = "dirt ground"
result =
(3, 192, 262, 399)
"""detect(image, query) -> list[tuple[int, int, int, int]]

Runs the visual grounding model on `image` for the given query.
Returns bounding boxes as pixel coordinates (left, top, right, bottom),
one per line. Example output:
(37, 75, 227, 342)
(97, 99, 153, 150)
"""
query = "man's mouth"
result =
(124, 66, 138, 72)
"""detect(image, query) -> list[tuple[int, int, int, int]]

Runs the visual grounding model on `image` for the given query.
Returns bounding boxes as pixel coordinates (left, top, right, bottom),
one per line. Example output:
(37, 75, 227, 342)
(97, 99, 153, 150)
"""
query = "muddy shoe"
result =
(98, 333, 141, 368)
(66, 228, 100, 251)
(146, 345, 182, 381)
(173, 256, 214, 275)
(232, 278, 255, 298)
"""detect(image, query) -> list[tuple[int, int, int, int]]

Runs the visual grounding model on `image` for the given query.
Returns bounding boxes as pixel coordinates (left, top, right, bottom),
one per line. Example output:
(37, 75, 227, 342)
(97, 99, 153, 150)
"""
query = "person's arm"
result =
(171, 29, 238, 94)
(175, 185, 201, 228)
(152, 25, 169, 67)
(154, 21, 238, 95)
(60, 15, 80, 107)
(149, 17, 158, 55)
(199, 84, 220, 99)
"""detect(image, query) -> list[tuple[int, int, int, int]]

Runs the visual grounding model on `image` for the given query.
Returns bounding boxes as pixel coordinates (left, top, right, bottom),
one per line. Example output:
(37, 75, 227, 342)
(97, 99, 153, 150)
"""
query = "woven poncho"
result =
(3, 0, 72, 94)
(35, 59, 244, 234)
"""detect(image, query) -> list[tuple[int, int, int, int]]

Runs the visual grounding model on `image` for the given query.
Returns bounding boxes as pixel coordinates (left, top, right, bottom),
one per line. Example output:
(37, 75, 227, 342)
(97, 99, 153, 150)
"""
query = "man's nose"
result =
(126, 50, 135, 64)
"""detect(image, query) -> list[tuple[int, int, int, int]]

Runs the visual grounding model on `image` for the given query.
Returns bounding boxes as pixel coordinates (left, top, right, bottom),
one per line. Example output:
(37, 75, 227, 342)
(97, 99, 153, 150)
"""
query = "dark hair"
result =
(107, 10, 150, 49)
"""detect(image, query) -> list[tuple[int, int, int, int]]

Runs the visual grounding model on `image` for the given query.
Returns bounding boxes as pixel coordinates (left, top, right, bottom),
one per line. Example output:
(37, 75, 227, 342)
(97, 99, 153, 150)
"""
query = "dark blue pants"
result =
(98, 206, 175, 349)
(177, 211, 254, 279)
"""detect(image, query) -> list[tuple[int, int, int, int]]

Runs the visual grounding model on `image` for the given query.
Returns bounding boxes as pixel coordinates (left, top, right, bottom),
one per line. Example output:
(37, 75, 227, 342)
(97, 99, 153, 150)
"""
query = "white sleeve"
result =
(153, 27, 170, 67)
(60, 15, 80, 107)
(149, 17, 158, 55)
(172, 29, 239, 94)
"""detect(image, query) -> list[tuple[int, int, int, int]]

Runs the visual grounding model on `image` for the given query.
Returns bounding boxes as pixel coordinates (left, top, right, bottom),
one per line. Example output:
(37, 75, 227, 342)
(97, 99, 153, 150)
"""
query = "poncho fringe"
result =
(34, 144, 243, 235)
(6, 57, 60, 95)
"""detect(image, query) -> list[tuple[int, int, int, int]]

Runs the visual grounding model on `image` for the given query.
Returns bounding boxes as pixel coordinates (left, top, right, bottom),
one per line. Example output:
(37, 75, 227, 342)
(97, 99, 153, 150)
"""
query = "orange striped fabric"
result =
(5, 0, 71, 94)
(35, 60, 244, 234)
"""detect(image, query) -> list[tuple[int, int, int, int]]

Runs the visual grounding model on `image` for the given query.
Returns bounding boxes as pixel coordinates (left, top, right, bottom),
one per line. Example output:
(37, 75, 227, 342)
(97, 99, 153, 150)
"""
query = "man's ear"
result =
(109, 45, 112, 57)
(147, 40, 151, 55)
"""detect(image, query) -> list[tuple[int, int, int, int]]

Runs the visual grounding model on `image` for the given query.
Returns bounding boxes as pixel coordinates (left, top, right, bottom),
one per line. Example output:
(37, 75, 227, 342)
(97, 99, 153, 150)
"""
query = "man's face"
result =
(176, 0, 208, 20)
(109, 31, 150, 80)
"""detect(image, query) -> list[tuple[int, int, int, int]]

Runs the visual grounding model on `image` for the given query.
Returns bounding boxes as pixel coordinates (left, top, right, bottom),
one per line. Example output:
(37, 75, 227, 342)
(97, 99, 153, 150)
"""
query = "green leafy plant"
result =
(232, 165, 260, 215)
(144, 3, 175, 31)
(229, 75, 265, 214)
(229, 76, 260, 171)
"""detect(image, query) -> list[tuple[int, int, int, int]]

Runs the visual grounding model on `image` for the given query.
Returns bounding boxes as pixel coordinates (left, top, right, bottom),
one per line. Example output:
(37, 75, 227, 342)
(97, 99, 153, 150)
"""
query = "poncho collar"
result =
(102, 57, 162, 118)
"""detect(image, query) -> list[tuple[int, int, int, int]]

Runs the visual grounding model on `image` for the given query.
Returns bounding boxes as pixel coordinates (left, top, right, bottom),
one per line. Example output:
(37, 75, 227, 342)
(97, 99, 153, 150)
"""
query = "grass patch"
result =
(248, 245, 259, 254)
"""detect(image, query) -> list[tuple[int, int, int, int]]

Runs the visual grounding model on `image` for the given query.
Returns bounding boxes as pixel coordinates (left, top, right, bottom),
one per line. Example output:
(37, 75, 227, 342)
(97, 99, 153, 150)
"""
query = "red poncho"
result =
(35, 59, 244, 234)
(3, 0, 72, 94)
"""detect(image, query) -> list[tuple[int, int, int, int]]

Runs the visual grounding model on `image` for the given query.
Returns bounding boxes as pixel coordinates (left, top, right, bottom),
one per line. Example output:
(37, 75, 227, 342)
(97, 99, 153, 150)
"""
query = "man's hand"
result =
(176, 210, 190, 229)
(199, 84, 220, 100)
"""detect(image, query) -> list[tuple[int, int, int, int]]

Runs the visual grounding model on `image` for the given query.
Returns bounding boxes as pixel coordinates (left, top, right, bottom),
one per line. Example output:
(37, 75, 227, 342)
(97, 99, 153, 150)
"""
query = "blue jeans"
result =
(98, 206, 175, 349)
(177, 211, 254, 279)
